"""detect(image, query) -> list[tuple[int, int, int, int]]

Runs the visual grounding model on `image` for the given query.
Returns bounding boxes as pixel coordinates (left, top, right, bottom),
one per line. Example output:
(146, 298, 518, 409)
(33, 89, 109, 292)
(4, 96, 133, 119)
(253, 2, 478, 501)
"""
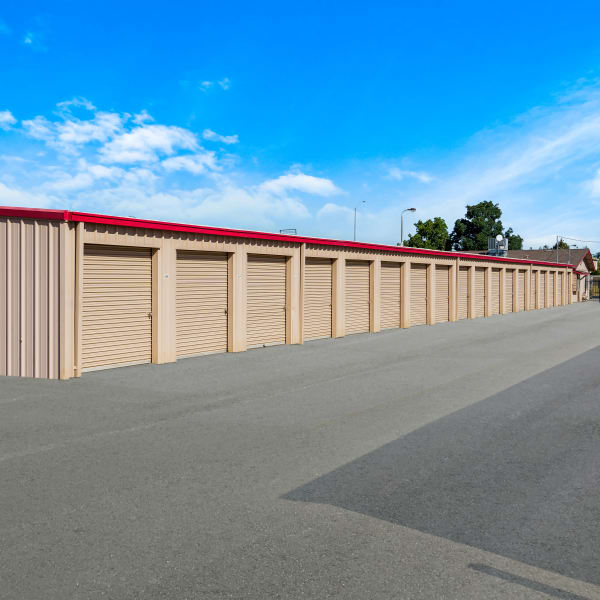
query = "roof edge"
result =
(0, 205, 577, 270)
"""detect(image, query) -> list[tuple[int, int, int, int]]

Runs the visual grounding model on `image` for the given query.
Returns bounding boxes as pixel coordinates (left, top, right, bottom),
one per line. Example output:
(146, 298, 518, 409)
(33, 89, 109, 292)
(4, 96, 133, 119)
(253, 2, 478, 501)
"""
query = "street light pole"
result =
(353, 200, 365, 241)
(400, 208, 417, 246)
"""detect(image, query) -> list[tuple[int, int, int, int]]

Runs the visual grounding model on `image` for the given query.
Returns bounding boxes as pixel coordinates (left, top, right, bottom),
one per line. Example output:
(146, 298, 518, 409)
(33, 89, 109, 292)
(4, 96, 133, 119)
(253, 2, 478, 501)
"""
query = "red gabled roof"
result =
(0, 205, 577, 270)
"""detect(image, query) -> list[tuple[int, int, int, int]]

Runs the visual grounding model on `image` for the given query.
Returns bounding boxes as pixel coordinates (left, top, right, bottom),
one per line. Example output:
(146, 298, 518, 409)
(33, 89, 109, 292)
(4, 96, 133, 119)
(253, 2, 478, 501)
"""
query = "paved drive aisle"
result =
(1, 303, 600, 599)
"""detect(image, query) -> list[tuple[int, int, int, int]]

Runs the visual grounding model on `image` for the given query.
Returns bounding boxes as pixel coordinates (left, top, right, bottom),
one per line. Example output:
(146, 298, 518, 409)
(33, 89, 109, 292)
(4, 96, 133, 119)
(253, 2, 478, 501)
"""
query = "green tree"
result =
(404, 217, 449, 250)
(552, 238, 569, 249)
(504, 227, 523, 250)
(448, 201, 522, 251)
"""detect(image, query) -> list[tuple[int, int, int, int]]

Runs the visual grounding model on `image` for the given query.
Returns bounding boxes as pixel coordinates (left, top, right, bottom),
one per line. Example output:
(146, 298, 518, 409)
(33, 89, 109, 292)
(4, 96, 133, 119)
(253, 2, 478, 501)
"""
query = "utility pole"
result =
(400, 208, 417, 246)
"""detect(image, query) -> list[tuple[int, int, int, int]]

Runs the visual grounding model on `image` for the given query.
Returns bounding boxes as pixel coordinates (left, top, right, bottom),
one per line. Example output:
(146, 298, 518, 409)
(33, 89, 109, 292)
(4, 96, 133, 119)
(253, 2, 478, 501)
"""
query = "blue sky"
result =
(2, 1, 600, 250)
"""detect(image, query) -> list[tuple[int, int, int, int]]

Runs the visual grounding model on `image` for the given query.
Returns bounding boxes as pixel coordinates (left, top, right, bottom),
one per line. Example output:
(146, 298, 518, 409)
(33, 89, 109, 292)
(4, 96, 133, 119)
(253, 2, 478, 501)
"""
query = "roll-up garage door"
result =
(82, 245, 152, 371)
(458, 267, 469, 319)
(247, 255, 286, 348)
(304, 258, 332, 340)
(381, 262, 401, 329)
(530, 272, 537, 308)
(491, 268, 501, 315)
(176, 252, 228, 358)
(557, 273, 563, 305)
(549, 273, 555, 306)
(435, 265, 450, 323)
(474, 268, 485, 318)
(345, 261, 370, 334)
(518, 270, 526, 311)
(540, 272, 547, 307)
(410, 264, 428, 326)
(504, 270, 514, 313)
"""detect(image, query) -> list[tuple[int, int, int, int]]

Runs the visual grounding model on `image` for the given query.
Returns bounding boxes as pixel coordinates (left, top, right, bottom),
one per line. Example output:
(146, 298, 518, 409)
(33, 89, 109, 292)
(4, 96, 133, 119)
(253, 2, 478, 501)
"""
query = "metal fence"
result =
(590, 276, 600, 300)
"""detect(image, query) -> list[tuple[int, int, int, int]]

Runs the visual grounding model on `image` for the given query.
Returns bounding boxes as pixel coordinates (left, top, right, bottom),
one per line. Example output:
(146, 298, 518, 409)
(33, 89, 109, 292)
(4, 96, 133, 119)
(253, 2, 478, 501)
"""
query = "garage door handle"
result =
(147, 312, 152, 319)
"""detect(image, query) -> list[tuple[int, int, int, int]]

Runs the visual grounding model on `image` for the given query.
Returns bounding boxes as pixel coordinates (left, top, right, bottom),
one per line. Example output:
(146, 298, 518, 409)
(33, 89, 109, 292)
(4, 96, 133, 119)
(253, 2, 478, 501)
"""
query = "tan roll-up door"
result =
(435, 265, 450, 323)
(530, 271, 537, 308)
(557, 272, 563, 305)
(247, 255, 286, 348)
(345, 260, 370, 334)
(549, 273, 555, 306)
(474, 268, 485, 318)
(504, 269, 514, 313)
(540, 272, 547, 307)
(518, 270, 526, 311)
(304, 258, 332, 340)
(82, 245, 152, 371)
(176, 252, 228, 358)
(410, 263, 428, 326)
(491, 268, 501, 315)
(458, 266, 469, 319)
(381, 262, 401, 329)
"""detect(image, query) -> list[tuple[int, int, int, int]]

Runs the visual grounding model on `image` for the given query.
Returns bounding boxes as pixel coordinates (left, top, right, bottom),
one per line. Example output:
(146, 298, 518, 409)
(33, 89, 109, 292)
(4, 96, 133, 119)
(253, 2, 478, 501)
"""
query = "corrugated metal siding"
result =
(457, 266, 468, 320)
(491, 268, 501, 315)
(176, 252, 228, 357)
(0, 218, 60, 378)
(549, 273, 555, 306)
(82, 245, 152, 370)
(380, 262, 401, 329)
(518, 270, 526, 311)
(410, 263, 427, 326)
(345, 260, 370, 334)
(474, 268, 485, 318)
(304, 258, 332, 340)
(540, 272, 547, 306)
(247, 255, 287, 348)
(530, 271, 537, 308)
(435, 265, 450, 323)
(504, 269, 514, 313)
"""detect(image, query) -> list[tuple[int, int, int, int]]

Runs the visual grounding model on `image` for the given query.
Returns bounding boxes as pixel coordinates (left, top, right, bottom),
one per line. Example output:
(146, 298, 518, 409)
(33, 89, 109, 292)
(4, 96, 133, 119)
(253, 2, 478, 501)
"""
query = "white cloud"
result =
(218, 77, 231, 90)
(57, 97, 96, 113)
(0, 110, 17, 130)
(388, 167, 433, 183)
(259, 173, 342, 196)
(133, 110, 154, 125)
(202, 129, 239, 144)
(198, 78, 231, 92)
(99, 124, 197, 163)
(162, 152, 218, 175)
(0, 182, 54, 207)
(199, 81, 213, 92)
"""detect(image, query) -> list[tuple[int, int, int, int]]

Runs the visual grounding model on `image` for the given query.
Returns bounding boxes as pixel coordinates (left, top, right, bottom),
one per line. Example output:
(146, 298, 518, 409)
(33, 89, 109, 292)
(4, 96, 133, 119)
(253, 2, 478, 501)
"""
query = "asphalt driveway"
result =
(1, 303, 600, 599)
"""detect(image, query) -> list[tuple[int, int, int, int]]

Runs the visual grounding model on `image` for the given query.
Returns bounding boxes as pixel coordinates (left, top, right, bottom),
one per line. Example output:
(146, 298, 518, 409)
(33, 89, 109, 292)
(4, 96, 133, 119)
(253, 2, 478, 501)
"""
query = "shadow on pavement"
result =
(283, 347, 600, 586)
(468, 564, 591, 600)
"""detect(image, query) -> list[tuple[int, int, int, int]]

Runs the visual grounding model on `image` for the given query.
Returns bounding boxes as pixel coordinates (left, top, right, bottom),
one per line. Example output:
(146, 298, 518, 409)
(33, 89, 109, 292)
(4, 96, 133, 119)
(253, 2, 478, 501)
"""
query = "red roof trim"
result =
(0, 205, 577, 270)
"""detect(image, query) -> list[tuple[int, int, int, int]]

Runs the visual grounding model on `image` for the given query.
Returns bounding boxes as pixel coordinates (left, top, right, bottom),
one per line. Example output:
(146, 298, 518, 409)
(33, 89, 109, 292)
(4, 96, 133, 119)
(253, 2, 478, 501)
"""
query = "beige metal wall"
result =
(0, 218, 66, 378)
(0, 216, 575, 379)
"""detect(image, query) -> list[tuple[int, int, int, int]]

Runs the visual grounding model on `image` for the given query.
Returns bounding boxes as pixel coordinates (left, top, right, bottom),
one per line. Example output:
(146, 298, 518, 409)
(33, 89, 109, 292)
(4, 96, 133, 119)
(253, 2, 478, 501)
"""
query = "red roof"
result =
(0, 205, 576, 270)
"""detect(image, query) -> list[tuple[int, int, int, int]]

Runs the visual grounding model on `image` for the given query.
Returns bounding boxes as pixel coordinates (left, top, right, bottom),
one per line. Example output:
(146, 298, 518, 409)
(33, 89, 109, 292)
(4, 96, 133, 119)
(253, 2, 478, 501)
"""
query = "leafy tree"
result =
(404, 217, 449, 250)
(448, 201, 522, 251)
(504, 227, 523, 250)
(552, 238, 569, 249)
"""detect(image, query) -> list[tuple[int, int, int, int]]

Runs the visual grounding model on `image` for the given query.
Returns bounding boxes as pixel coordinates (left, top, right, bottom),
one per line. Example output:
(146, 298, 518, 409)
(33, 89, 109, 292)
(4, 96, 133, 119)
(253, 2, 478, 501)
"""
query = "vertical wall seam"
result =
(19, 220, 25, 376)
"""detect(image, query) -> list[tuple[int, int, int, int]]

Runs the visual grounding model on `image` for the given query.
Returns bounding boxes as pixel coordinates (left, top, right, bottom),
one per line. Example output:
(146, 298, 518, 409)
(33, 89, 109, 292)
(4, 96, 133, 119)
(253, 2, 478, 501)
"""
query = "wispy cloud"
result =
(0, 110, 17, 130)
(388, 167, 433, 183)
(198, 78, 231, 92)
(202, 129, 239, 145)
(259, 173, 342, 197)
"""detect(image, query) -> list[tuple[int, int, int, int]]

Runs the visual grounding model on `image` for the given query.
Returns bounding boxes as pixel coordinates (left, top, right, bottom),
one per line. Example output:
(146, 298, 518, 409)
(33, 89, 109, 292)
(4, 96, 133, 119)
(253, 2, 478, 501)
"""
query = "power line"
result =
(556, 236, 600, 244)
